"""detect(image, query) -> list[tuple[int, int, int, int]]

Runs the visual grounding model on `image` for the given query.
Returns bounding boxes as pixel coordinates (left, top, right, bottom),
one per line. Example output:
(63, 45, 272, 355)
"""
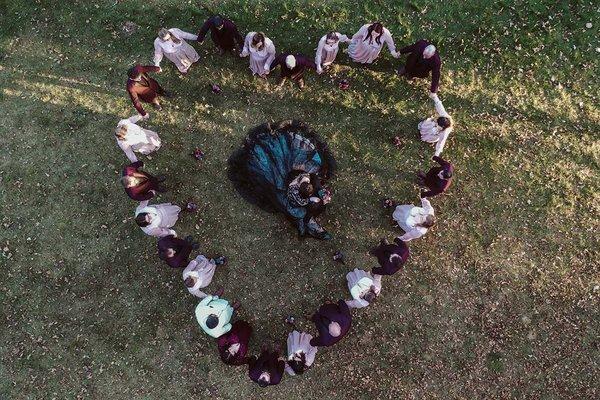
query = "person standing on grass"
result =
(195, 293, 239, 338)
(309, 300, 352, 347)
(315, 31, 351, 74)
(270, 53, 317, 89)
(240, 32, 276, 77)
(347, 22, 400, 64)
(397, 39, 442, 94)
(217, 320, 253, 366)
(115, 115, 162, 163)
(153, 28, 200, 74)
(134, 200, 181, 238)
(419, 93, 453, 157)
(392, 197, 435, 241)
(157, 235, 197, 268)
(197, 15, 244, 55)
(369, 237, 410, 276)
(121, 161, 166, 201)
(417, 156, 454, 198)
(126, 65, 171, 117)
(182, 254, 227, 298)
(248, 346, 286, 387)
(284, 327, 318, 376)
(344, 268, 382, 309)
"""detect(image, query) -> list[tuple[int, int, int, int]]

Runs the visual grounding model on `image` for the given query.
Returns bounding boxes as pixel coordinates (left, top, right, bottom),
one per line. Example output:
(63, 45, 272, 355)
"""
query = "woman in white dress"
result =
(134, 200, 181, 238)
(182, 255, 227, 298)
(345, 268, 383, 309)
(240, 32, 276, 77)
(284, 330, 318, 376)
(419, 93, 453, 156)
(153, 28, 200, 74)
(393, 197, 435, 241)
(315, 31, 350, 74)
(347, 22, 399, 64)
(115, 115, 161, 163)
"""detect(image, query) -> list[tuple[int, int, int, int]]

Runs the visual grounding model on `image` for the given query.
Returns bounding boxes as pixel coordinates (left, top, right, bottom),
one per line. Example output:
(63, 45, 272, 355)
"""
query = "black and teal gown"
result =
(228, 120, 336, 240)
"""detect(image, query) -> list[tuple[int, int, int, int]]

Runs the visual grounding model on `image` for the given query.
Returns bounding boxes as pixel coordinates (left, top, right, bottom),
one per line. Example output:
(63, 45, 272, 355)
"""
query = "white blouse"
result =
(240, 32, 276, 73)
(394, 198, 435, 241)
(315, 32, 350, 73)
(153, 28, 199, 65)
(420, 94, 453, 156)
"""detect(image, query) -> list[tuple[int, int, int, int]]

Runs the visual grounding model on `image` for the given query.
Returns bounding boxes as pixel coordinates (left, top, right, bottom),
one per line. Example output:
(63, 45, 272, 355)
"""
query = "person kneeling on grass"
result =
(217, 320, 253, 366)
(270, 53, 317, 89)
(344, 268, 382, 309)
(182, 254, 227, 298)
(309, 300, 352, 347)
(248, 345, 286, 387)
(195, 291, 239, 338)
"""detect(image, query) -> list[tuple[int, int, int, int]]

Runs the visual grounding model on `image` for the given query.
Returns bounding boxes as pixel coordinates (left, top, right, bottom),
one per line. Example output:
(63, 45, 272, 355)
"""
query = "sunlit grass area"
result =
(0, 0, 598, 398)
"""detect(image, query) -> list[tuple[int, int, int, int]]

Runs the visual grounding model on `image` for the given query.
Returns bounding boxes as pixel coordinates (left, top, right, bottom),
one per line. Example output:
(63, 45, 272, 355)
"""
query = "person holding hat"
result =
(417, 156, 454, 198)
(197, 15, 244, 55)
(269, 53, 317, 89)
(182, 254, 227, 298)
(315, 31, 351, 74)
(195, 293, 238, 338)
(309, 300, 352, 347)
(157, 235, 196, 268)
(419, 93, 453, 156)
(217, 320, 253, 366)
(248, 346, 286, 387)
(126, 65, 171, 117)
(121, 161, 166, 201)
(153, 27, 200, 74)
(240, 31, 276, 77)
(397, 39, 442, 94)
(369, 237, 410, 276)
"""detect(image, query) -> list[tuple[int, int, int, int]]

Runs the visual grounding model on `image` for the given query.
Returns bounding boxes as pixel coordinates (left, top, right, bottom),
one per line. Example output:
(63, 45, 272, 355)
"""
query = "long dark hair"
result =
(288, 353, 308, 375)
(364, 22, 384, 45)
(135, 213, 149, 227)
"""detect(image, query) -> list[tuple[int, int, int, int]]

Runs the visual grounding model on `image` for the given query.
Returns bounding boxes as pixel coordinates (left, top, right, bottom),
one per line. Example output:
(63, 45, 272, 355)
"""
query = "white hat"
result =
(423, 44, 436, 59)
(285, 55, 297, 69)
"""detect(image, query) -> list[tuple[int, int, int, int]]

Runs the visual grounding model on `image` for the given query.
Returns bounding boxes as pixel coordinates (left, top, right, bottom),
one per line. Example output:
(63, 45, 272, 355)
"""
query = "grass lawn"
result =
(0, 0, 598, 398)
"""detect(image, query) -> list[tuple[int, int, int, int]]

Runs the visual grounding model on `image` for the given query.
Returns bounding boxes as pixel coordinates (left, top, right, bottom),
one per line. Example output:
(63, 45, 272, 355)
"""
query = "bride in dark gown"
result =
(228, 120, 336, 240)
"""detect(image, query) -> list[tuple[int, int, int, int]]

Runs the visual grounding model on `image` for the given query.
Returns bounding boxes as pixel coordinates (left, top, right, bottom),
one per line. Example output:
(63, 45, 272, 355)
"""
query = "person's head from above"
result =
(420, 214, 435, 228)
(159, 247, 176, 260)
(258, 371, 271, 387)
(365, 22, 384, 44)
(325, 32, 339, 45)
(184, 276, 196, 288)
(121, 175, 142, 188)
(158, 28, 171, 41)
(214, 16, 224, 30)
(437, 116, 452, 130)
(438, 168, 453, 180)
(127, 66, 142, 81)
(252, 32, 265, 50)
(206, 314, 219, 329)
(288, 353, 307, 375)
(299, 182, 314, 198)
(363, 286, 378, 303)
(135, 212, 151, 227)
(328, 321, 342, 337)
(285, 54, 297, 69)
(423, 44, 437, 59)
(115, 125, 128, 140)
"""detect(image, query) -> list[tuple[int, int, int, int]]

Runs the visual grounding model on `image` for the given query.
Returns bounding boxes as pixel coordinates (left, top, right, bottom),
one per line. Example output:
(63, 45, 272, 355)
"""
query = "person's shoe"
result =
(191, 242, 200, 250)
(297, 79, 305, 90)
(156, 185, 168, 193)
(156, 175, 167, 183)
(184, 235, 194, 243)
(152, 102, 163, 111)
(218, 47, 225, 56)
(162, 90, 173, 98)
(214, 256, 227, 266)
(397, 66, 406, 77)
(232, 301, 241, 310)
(285, 316, 296, 325)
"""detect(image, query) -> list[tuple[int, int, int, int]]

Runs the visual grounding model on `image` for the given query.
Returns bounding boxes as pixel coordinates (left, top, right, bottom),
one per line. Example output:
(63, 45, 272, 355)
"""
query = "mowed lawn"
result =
(0, 0, 598, 398)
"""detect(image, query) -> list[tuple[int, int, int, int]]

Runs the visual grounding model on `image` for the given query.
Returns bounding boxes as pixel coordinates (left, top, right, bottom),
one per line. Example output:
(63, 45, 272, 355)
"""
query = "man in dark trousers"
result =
(126, 65, 171, 117)
(417, 155, 454, 198)
(270, 53, 317, 89)
(197, 15, 244, 54)
(397, 39, 442, 94)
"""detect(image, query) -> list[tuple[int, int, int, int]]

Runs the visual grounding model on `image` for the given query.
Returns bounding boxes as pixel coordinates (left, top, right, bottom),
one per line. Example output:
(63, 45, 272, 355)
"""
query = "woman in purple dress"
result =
(309, 300, 352, 347)
(217, 320, 253, 366)
(248, 346, 286, 387)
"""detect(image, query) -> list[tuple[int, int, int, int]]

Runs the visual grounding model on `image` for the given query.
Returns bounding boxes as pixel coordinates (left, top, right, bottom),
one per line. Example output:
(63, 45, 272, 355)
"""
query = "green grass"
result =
(0, 0, 598, 398)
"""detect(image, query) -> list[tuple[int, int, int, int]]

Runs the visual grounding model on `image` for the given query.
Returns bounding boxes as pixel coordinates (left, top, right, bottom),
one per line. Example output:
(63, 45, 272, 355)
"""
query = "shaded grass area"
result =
(0, 0, 598, 398)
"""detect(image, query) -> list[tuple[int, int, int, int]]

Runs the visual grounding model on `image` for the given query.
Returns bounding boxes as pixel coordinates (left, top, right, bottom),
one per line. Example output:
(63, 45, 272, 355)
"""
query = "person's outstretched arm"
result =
(170, 28, 198, 41)
(197, 18, 212, 43)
